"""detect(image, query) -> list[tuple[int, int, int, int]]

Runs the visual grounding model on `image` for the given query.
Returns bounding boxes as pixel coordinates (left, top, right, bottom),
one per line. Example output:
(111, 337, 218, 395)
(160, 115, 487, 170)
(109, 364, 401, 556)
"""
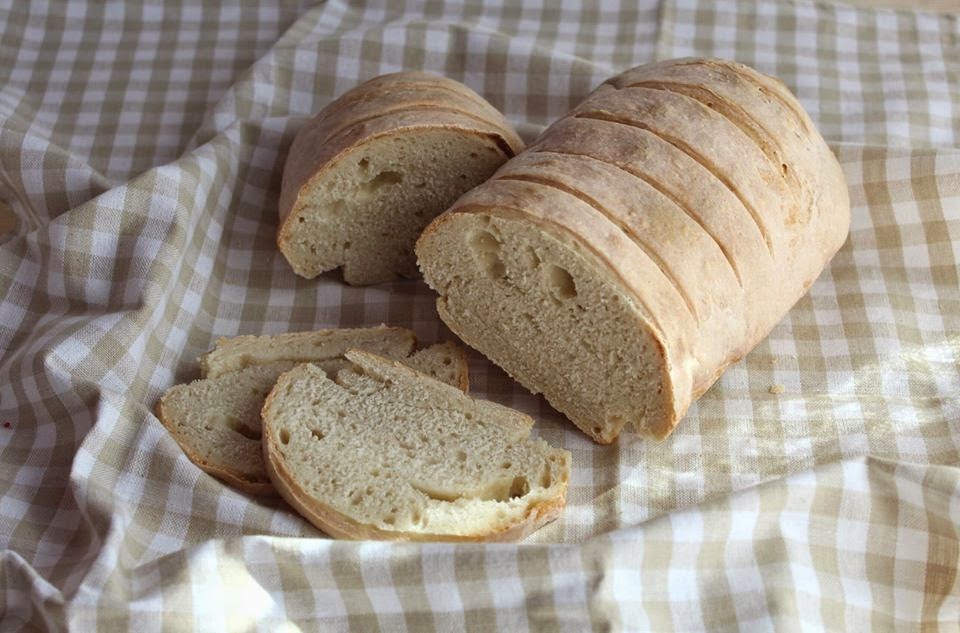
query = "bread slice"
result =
(417, 57, 850, 443)
(278, 72, 523, 285)
(157, 337, 469, 495)
(200, 325, 415, 378)
(262, 350, 570, 541)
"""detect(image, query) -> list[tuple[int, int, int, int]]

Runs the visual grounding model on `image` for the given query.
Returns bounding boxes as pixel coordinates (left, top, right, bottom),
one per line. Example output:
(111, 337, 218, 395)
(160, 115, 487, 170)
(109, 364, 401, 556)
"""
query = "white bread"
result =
(157, 332, 468, 495)
(200, 325, 415, 378)
(278, 72, 523, 285)
(262, 350, 570, 541)
(417, 57, 850, 443)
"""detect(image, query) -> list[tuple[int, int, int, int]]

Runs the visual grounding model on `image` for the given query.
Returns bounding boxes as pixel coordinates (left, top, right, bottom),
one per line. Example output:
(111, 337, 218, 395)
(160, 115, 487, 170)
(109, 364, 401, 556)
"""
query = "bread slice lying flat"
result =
(157, 329, 468, 494)
(199, 325, 416, 378)
(417, 57, 850, 444)
(262, 350, 571, 541)
(278, 71, 524, 285)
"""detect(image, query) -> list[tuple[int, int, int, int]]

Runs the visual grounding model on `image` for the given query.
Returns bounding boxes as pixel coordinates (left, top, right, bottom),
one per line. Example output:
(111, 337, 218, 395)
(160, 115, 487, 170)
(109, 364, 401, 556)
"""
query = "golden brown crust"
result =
(307, 86, 520, 152)
(314, 72, 513, 135)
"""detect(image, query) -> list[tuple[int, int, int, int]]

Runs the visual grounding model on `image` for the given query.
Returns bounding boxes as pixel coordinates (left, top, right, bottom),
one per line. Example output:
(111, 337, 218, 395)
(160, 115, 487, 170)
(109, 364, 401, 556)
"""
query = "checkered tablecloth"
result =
(1, 0, 957, 630)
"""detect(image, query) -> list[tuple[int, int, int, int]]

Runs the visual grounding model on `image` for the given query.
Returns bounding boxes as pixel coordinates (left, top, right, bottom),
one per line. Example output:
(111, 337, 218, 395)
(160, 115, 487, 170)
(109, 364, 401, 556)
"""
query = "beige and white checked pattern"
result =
(0, 0, 957, 630)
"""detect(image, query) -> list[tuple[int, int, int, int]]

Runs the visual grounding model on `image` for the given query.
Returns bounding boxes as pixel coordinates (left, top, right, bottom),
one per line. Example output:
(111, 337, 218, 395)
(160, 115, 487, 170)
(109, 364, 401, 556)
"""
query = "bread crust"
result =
(313, 72, 514, 134)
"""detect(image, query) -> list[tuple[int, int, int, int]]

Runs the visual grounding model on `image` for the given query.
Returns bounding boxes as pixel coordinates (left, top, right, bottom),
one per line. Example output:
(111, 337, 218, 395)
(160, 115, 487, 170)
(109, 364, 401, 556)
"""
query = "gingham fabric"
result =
(1, 0, 957, 630)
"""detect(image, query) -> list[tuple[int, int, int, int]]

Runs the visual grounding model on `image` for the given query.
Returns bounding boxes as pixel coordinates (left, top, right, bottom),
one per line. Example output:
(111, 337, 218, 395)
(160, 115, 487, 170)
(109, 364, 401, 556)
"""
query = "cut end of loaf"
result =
(417, 211, 675, 443)
(278, 130, 510, 285)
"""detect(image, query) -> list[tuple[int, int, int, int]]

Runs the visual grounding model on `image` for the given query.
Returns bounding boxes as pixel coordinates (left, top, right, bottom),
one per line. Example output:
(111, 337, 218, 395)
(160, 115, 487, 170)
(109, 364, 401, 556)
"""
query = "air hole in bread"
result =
(224, 416, 262, 441)
(540, 466, 553, 488)
(311, 429, 325, 441)
(522, 246, 541, 269)
(280, 429, 291, 445)
(367, 170, 403, 189)
(509, 476, 530, 499)
(469, 229, 508, 279)
(545, 264, 577, 300)
(442, 357, 452, 366)
(358, 157, 369, 169)
(457, 450, 467, 462)
(501, 461, 512, 469)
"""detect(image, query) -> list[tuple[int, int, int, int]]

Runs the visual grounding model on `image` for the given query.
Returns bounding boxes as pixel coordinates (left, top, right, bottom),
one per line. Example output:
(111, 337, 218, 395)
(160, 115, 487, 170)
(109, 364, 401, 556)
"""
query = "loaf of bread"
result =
(262, 350, 570, 541)
(156, 327, 468, 494)
(417, 58, 850, 444)
(278, 72, 523, 285)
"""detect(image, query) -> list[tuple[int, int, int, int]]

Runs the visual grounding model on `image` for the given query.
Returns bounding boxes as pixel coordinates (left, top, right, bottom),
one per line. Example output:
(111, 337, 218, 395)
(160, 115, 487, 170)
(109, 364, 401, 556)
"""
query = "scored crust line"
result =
(654, 59, 813, 135)
(572, 112, 776, 255)
(530, 147, 746, 287)
(317, 78, 505, 126)
(621, 81, 804, 194)
(321, 104, 519, 151)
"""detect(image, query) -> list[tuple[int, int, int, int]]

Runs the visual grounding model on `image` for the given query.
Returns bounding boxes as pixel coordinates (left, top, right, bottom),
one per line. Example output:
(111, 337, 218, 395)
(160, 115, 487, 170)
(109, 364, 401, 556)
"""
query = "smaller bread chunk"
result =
(277, 71, 524, 285)
(262, 350, 571, 541)
(200, 325, 415, 378)
(157, 334, 468, 495)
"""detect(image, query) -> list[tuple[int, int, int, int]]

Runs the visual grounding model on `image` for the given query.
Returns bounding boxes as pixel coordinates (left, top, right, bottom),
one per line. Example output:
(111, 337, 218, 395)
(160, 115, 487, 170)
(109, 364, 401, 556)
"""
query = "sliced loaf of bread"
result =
(278, 71, 524, 285)
(262, 350, 570, 541)
(157, 331, 468, 495)
(417, 57, 850, 443)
